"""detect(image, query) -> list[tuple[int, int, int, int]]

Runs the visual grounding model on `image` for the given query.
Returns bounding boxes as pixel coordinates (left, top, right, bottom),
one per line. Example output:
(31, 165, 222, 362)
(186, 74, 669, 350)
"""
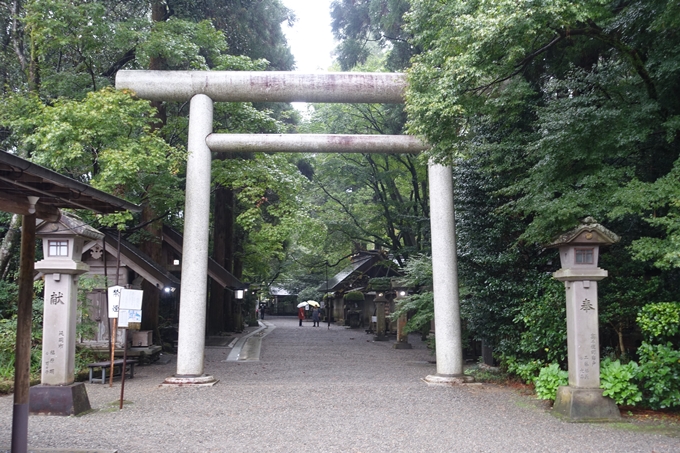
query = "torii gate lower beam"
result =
(116, 71, 469, 386)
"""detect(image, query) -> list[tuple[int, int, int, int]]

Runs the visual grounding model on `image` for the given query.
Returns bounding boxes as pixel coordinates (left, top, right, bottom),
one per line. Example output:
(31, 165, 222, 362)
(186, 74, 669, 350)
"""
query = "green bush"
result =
(503, 356, 545, 384)
(636, 341, 680, 409)
(534, 363, 568, 401)
(637, 302, 680, 342)
(344, 290, 364, 301)
(0, 317, 42, 381)
(0, 280, 18, 318)
(367, 277, 392, 291)
(600, 358, 642, 406)
(511, 276, 567, 364)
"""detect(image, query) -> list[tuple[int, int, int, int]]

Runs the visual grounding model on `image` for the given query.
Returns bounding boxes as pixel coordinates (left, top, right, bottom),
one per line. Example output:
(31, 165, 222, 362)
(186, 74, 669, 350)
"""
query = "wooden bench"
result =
(87, 359, 137, 384)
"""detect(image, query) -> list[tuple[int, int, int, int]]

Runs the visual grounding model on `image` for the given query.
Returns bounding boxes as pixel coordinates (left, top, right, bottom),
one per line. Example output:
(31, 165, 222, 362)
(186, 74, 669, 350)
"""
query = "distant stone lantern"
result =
(30, 213, 103, 416)
(373, 291, 389, 341)
(549, 217, 621, 421)
(392, 287, 412, 349)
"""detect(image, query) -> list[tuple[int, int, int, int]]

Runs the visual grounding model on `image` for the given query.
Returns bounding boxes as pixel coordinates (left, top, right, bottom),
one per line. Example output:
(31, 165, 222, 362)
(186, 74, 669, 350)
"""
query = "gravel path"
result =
(2, 316, 679, 453)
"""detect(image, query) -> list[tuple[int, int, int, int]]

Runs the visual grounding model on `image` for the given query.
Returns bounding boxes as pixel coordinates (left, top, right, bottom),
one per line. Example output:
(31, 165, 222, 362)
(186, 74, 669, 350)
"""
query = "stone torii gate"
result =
(116, 71, 468, 386)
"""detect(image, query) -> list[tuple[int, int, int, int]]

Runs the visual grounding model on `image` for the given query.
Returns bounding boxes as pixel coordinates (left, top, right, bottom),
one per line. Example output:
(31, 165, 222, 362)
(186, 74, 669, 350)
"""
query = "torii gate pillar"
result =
(161, 94, 218, 387)
(423, 163, 472, 385)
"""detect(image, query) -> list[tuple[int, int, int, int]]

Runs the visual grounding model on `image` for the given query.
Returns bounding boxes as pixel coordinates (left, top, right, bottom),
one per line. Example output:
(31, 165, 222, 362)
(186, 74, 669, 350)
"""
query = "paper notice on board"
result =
(120, 288, 144, 310)
(127, 309, 142, 323)
(118, 309, 141, 328)
(118, 309, 130, 328)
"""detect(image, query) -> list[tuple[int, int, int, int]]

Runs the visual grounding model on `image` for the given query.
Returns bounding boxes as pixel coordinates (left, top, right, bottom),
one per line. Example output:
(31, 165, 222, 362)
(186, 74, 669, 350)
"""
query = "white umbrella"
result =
(306, 300, 320, 307)
(297, 301, 309, 308)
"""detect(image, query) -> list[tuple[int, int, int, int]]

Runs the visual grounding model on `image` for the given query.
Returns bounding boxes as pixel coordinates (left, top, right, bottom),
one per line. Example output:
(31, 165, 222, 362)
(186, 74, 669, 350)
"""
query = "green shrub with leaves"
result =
(0, 280, 19, 319)
(511, 276, 567, 364)
(390, 254, 434, 338)
(392, 291, 433, 334)
(534, 363, 568, 401)
(636, 342, 680, 409)
(600, 358, 642, 406)
(344, 290, 365, 301)
(76, 276, 106, 341)
(0, 317, 42, 381)
(0, 318, 17, 379)
(637, 302, 680, 342)
(367, 277, 392, 291)
(503, 356, 545, 384)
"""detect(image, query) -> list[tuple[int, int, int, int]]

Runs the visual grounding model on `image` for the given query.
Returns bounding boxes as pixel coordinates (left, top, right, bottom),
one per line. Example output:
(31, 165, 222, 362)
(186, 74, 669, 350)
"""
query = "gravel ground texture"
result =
(2, 315, 680, 453)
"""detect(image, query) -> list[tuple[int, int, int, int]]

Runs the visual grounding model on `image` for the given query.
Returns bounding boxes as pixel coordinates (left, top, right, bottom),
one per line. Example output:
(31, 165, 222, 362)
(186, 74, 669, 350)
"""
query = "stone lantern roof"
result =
(36, 212, 104, 240)
(548, 217, 620, 248)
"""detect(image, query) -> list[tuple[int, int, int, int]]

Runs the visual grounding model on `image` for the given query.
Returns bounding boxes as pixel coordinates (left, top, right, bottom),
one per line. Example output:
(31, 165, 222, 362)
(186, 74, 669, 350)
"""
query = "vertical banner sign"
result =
(107, 285, 124, 319)
(107, 285, 124, 387)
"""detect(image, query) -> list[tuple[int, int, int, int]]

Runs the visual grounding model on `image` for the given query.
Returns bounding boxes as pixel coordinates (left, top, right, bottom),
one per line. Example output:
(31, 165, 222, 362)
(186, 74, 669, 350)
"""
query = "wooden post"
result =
(120, 329, 127, 409)
(110, 231, 122, 387)
(109, 317, 118, 387)
(11, 213, 36, 453)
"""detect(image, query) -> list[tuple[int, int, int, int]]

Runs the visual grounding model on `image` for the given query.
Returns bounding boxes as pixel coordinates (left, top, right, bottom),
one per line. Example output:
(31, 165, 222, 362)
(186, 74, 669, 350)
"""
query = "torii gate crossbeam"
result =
(116, 70, 467, 386)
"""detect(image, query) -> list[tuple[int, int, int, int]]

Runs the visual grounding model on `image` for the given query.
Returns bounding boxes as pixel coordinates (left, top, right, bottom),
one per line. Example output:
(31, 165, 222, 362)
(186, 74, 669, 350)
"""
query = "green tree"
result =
(406, 0, 680, 366)
(170, 0, 296, 71)
(331, 0, 413, 71)
(1, 0, 300, 338)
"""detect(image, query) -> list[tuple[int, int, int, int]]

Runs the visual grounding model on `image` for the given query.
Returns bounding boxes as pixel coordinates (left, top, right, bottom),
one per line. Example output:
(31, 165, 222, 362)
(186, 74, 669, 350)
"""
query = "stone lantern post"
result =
(549, 217, 621, 421)
(373, 292, 388, 341)
(30, 214, 103, 415)
(392, 287, 412, 349)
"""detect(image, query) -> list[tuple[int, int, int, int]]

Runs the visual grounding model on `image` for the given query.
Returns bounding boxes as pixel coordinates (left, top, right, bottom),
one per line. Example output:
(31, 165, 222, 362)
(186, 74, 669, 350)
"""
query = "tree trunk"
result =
(224, 187, 236, 331)
(137, 0, 168, 345)
(617, 324, 625, 357)
(139, 205, 163, 344)
(207, 185, 229, 335)
(0, 214, 21, 279)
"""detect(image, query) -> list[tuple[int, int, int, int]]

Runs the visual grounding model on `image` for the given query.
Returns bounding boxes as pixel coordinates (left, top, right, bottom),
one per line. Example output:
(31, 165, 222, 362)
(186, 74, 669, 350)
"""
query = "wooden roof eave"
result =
(162, 225, 242, 289)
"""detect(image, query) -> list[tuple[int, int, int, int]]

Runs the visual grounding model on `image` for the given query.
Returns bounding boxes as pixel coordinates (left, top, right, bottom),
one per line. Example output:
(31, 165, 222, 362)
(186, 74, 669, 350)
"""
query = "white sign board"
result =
(120, 288, 144, 310)
(107, 285, 124, 318)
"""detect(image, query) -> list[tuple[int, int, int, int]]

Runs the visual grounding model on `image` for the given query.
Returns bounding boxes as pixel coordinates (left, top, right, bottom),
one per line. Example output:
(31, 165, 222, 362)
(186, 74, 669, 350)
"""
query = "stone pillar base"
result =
(552, 386, 621, 422)
(393, 341, 412, 349)
(160, 374, 219, 387)
(29, 383, 91, 416)
(422, 374, 475, 386)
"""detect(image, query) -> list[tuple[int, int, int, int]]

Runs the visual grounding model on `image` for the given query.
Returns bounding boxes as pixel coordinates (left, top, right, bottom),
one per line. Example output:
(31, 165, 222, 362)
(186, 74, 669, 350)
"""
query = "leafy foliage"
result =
(0, 285, 44, 381)
(600, 358, 643, 406)
(170, 0, 296, 70)
(637, 302, 680, 343)
(534, 363, 568, 401)
(344, 290, 365, 301)
(504, 357, 545, 385)
(0, 281, 18, 319)
(1, 88, 184, 227)
(330, 0, 413, 71)
(367, 277, 391, 291)
(406, 0, 680, 375)
(391, 254, 433, 335)
(636, 342, 680, 409)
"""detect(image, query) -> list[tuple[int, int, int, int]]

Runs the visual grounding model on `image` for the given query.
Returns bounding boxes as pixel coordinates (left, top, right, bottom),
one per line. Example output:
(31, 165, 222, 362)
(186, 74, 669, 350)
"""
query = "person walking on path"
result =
(298, 306, 305, 326)
(260, 305, 266, 320)
(312, 307, 320, 327)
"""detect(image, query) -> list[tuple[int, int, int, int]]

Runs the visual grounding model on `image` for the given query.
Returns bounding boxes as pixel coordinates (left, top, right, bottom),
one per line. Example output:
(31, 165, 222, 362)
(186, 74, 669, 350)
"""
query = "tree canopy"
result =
(405, 0, 680, 372)
(2, 0, 680, 405)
